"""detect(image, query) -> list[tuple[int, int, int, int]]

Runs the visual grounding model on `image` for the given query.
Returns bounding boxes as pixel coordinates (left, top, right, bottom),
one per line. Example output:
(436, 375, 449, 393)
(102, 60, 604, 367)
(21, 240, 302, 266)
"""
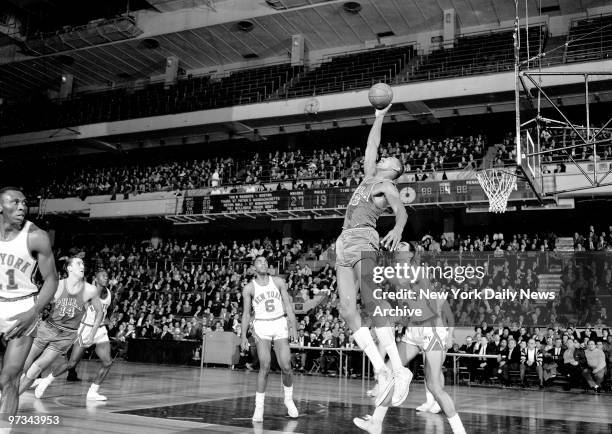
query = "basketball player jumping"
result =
(18, 256, 103, 397)
(240, 256, 299, 422)
(0, 187, 59, 421)
(335, 104, 413, 408)
(34, 269, 113, 400)
(354, 252, 466, 434)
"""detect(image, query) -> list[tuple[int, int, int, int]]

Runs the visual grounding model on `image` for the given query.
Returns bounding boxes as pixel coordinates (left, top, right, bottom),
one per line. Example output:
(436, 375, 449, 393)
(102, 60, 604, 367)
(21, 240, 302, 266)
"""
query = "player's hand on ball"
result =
(381, 227, 402, 251)
(5, 308, 37, 340)
(241, 336, 250, 351)
(375, 103, 392, 118)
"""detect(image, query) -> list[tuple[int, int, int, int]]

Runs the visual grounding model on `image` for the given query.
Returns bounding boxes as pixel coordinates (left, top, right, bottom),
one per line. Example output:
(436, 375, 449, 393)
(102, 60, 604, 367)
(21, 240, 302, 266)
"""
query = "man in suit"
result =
(499, 338, 521, 386)
(520, 338, 544, 387)
(474, 336, 497, 383)
(292, 329, 311, 371)
(459, 336, 475, 373)
(160, 325, 174, 340)
(563, 338, 586, 389)
(319, 330, 339, 375)
(544, 337, 564, 382)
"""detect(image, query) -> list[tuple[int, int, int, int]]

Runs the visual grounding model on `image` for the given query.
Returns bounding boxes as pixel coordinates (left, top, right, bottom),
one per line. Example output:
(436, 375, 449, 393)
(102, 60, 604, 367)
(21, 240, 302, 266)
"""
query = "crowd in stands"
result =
(54, 223, 610, 385)
(494, 126, 612, 170)
(30, 134, 485, 199)
(454, 322, 612, 391)
(417, 232, 557, 253)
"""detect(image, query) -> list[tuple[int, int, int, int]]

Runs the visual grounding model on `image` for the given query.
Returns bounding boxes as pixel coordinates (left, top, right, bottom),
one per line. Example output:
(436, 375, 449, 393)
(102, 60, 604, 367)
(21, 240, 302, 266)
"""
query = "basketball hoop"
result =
(476, 168, 517, 213)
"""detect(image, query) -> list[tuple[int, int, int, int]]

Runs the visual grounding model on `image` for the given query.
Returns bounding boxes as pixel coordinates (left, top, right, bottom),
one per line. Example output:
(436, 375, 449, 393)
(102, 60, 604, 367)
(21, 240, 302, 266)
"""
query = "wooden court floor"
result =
(8, 360, 612, 433)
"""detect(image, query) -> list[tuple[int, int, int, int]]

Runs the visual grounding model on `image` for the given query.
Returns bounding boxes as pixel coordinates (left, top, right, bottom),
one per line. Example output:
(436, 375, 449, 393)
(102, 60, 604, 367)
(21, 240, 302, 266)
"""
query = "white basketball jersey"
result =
(252, 276, 285, 320)
(82, 287, 112, 326)
(0, 221, 38, 298)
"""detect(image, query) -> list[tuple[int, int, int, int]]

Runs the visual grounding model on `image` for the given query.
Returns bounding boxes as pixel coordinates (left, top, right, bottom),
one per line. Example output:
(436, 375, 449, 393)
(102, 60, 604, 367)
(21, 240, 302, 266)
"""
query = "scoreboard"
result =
(182, 179, 538, 215)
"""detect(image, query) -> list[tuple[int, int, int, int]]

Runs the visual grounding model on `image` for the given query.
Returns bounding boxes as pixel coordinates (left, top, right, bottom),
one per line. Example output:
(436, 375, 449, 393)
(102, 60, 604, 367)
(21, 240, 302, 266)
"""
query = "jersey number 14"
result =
(0, 269, 18, 290)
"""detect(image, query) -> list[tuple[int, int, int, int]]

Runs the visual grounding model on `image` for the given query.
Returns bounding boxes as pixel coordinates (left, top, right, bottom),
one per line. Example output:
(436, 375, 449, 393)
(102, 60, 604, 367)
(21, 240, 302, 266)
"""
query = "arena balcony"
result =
(3, 21, 612, 144)
(566, 14, 612, 63)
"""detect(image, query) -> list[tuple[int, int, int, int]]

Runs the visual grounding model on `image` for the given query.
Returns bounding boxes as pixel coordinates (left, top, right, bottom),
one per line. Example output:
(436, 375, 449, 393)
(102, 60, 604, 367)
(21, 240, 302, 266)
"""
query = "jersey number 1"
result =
(0, 269, 18, 290)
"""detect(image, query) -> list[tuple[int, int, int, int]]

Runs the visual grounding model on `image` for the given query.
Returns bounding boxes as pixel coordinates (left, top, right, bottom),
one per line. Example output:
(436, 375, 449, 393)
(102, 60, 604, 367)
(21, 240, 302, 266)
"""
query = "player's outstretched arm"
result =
(379, 182, 407, 251)
(240, 283, 253, 351)
(364, 104, 392, 177)
(275, 277, 297, 342)
(6, 226, 58, 339)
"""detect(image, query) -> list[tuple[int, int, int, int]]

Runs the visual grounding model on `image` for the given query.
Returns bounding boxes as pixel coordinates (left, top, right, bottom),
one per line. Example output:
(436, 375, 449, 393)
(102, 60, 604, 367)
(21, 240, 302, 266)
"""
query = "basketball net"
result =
(476, 169, 517, 213)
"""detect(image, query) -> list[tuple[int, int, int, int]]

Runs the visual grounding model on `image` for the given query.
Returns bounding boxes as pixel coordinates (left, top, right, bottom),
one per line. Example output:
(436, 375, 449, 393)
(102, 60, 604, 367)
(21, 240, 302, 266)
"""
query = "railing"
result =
(93, 257, 283, 274)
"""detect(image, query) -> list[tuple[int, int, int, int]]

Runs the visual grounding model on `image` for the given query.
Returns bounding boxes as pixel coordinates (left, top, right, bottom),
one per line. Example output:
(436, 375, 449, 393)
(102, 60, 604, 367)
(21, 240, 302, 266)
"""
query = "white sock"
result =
(448, 414, 466, 434)
(90, 384, 99, 393)
(283, 385, 293, 401)
(375, 327, 403, 372)
(372, 405, 388, 423)
(255, 392, 265, 407)
(46, 374, 55, 384)
(425, 386, 435, 404)
(352, 328, 385, 372)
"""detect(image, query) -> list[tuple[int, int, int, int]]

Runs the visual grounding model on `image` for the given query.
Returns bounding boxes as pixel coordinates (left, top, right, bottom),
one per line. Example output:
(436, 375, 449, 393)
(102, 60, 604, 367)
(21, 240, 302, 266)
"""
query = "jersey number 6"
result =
(265, 299, 275, 313)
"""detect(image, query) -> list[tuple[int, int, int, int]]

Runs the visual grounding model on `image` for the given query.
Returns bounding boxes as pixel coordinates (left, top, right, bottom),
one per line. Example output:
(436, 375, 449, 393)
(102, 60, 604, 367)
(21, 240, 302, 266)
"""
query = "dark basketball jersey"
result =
(48, 279, 92, 331)
(343, 177, 388, 230)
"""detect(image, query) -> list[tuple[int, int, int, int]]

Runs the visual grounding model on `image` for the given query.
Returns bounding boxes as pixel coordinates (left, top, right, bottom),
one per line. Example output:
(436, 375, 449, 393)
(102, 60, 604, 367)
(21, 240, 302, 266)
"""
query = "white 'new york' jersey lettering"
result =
(0, 221, 37, 298)
(252, 277, 284, 320)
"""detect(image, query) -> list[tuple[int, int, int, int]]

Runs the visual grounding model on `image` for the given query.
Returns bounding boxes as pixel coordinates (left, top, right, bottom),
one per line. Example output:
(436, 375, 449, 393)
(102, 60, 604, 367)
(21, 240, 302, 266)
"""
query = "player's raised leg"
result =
(273, 337, 298, 418)
(17, 341, 45, 394)
(353, 342, 420, 434)
(337, 261, 393, 406)
(34, 342, 85, 398)
(19, 347, 63, 396)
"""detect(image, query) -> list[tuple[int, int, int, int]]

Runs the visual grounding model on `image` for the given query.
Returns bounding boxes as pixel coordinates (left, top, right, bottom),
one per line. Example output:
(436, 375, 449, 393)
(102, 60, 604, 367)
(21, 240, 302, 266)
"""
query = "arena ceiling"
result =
(0, 0, 609, 100)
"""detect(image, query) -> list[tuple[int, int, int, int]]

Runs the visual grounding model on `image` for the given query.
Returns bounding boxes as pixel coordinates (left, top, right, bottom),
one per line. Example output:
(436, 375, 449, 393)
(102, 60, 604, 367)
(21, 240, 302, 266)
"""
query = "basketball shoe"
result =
(285, 399, 298, 418)
(374, 368, 395, 407)
(87, 385, 107, 401)
(391, 367, 413, 406)
(353, 415, 382, 434)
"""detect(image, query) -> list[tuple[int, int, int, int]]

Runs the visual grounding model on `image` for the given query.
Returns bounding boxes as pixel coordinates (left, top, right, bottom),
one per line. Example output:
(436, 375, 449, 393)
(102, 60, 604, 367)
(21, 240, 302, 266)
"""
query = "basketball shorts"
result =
(77, 324, 109, 348)
(253, 316, 288, 341)
(402, 327, 450, 352)
(0, 295, 38, 337)
(335, 227, 379, 268)
(33, 321, 78, 354)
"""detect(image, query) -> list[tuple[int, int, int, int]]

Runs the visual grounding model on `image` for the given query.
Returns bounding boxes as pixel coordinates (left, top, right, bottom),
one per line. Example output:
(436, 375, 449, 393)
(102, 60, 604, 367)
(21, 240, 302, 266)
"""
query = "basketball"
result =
(368, 83, 393, 109)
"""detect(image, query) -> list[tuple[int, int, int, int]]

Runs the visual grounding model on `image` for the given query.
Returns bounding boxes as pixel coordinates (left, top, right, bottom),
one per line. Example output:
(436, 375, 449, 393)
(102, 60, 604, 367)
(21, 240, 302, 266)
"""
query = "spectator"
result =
(520, 338, 544, 388)
(543, 337, 564, 383)
(584, 340, 607, 391)
(499, 338, 520, 386)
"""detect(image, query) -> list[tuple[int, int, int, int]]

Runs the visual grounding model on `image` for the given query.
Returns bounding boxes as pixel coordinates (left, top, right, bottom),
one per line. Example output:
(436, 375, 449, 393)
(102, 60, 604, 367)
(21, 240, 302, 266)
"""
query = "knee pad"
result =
(26, 361, 43, 380)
